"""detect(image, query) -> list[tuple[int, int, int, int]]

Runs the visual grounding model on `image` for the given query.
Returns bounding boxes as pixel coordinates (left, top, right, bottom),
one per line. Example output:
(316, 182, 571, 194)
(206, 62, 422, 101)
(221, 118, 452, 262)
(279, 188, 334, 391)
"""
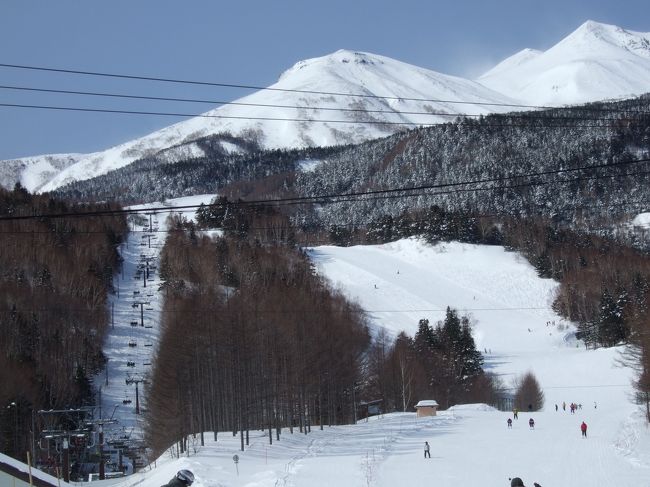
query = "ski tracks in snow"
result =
(274, 412, 459, 487)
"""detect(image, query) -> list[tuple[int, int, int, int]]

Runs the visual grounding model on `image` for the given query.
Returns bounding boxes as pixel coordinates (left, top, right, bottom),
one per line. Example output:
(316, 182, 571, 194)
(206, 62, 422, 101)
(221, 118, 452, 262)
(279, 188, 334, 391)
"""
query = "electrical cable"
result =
(1, 84, 647, 123)
(2, 61, 648, 114)
(1, 156, 649, 221)
(1, 102, 647, 130)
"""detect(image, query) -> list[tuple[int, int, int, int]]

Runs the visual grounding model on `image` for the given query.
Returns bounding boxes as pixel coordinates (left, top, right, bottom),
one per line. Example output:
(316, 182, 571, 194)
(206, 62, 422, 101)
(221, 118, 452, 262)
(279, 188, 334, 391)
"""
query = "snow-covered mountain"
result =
(1, 50, 516, 193)
(478, 20, 650, 105)
(3, 20, 650, 194)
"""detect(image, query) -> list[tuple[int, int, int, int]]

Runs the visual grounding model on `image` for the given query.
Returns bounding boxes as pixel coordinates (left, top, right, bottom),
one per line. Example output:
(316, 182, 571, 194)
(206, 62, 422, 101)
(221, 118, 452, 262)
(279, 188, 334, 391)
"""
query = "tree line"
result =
(0, 184, 127, 459)
(145, 215, 370, 457)
(192, 193, 650, 423)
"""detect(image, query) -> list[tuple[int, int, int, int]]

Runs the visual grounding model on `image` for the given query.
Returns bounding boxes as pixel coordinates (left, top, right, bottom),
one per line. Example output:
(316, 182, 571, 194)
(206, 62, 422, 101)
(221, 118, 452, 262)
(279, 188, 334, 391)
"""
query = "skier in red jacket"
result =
(581, 421, 587, 438)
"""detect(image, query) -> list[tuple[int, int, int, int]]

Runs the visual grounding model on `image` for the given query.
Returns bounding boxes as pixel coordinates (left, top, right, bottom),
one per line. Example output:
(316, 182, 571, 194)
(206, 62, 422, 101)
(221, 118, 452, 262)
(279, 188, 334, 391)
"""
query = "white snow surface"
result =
(632, 212, 650, 228)
(478, 20, 650, 105)
(96, 198, 650, 487)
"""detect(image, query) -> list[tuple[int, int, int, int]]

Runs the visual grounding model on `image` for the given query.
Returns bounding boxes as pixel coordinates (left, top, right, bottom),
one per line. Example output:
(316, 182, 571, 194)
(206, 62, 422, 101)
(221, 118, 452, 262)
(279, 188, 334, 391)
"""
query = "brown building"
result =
(415, 400, 439, 417)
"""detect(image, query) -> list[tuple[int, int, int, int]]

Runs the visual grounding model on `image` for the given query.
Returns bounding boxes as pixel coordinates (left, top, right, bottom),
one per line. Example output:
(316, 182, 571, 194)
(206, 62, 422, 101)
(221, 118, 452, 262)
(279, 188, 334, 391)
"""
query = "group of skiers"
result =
(556, 401, 582, 413)
(506, 410, 588, 437)
(507, 408, 535, 429)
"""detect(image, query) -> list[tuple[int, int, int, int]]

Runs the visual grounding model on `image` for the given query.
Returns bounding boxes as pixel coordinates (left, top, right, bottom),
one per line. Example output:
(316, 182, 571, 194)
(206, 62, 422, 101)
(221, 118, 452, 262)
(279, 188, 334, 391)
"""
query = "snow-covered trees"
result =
(403, 308, 486, 409)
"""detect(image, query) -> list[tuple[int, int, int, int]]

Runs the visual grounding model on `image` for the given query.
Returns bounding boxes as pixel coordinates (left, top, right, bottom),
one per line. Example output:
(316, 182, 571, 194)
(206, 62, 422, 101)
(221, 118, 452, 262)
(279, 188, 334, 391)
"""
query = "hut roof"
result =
(415, 400, 439, 408)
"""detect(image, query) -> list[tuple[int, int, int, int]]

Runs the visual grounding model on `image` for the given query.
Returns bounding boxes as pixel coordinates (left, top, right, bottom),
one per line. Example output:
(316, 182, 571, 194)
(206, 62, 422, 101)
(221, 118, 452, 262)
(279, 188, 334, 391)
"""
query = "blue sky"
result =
(0, 0, 648, 160)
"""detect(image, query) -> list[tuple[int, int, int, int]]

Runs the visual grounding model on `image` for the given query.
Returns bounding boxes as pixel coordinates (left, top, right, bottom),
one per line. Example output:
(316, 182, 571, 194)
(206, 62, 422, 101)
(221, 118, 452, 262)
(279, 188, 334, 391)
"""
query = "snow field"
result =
(97, 199, 650, 487)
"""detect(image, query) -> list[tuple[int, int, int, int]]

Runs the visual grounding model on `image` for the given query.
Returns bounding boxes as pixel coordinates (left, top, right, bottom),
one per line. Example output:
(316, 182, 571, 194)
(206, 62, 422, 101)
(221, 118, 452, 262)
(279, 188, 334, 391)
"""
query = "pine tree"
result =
(514, 372, 545, 411)
(597, 289, 628, 346)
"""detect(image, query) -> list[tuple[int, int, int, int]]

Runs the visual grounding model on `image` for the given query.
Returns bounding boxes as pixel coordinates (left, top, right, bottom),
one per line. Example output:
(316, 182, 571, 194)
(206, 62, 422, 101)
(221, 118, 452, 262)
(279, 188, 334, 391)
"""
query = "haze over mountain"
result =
(2, 20, 649, 194)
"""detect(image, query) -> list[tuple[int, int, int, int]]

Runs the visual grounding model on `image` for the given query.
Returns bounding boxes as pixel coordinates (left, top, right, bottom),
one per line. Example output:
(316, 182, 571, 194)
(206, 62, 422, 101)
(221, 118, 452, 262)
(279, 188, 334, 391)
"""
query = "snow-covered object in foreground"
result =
(478, 20, 650, 105)
(5, 50, 515, 193)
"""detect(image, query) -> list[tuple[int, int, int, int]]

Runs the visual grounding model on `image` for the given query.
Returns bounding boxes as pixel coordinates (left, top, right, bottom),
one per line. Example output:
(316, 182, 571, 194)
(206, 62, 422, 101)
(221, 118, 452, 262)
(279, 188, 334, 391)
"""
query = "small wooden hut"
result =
(415, 400, 439, 417)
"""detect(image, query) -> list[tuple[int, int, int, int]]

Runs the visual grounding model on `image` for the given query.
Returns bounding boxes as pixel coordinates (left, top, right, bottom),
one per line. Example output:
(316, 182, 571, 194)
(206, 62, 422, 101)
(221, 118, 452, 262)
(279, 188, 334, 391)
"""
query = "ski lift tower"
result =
(125, 374, 149, 415)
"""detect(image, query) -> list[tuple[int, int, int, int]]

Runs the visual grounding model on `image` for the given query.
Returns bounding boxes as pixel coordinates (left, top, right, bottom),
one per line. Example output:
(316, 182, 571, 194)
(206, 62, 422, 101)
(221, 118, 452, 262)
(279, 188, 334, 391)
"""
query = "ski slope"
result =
(97, 201, 650, 487)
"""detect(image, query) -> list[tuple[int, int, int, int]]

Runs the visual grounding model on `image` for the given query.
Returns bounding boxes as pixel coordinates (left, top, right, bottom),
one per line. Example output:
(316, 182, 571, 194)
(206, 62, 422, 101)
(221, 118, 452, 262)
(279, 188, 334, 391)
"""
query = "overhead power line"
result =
(1, 62, 648, 113)
(0, 62, 563, 109)
(0, 84, 463, 117)
(0, 102, 644, 131)
(2, 194, 650, 235)
(1, 84, 647, 123)
(1, 156, 649, 222)
(0, 102, 431, 126)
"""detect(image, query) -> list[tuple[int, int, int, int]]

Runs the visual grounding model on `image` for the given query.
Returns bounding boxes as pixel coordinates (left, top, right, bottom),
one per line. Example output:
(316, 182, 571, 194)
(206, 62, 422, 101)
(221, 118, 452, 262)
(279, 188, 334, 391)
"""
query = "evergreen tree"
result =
(414, 318, 436, 356)
(514, 372, 545, 411)
(597, 289, 628, 346)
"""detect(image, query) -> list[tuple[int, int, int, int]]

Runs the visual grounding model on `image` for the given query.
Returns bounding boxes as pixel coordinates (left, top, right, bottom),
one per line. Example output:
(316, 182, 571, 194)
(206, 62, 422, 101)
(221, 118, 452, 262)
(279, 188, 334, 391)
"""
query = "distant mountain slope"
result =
(2, 50, 515, 193)
(478, 20, 650, 105)
(5, 20, 650, 194)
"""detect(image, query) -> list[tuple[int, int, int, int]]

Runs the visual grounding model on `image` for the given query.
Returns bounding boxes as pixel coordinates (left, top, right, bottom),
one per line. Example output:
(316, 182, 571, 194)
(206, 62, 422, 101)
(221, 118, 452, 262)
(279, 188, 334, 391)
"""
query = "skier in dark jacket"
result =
(163, 470, 195, 487)
(510, 477, 541, 487)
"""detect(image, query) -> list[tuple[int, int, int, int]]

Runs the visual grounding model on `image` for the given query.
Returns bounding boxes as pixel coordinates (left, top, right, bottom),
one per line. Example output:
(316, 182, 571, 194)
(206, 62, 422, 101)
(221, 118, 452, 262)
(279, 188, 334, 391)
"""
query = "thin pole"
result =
(26, 451, 34, 487)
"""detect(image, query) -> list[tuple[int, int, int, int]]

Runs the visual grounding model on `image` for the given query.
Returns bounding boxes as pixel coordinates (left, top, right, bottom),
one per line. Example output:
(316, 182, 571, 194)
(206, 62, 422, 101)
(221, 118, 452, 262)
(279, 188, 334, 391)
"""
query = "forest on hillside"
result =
(145, 214, 370, 456)
(0, 185, 127, 459)
(291, 96, 650, 232)
(53, 96, 650, 240)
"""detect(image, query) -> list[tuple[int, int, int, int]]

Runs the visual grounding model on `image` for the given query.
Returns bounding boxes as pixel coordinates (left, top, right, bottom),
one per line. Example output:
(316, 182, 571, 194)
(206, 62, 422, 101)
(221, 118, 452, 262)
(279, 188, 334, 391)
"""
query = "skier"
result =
(509, 478, 542, 487)
(424, 441, 431, 458)
(581, 421, 587, 438)
(528, 418, 535, 429)
(507, 418, 512, 428)
(162, 470, 195, 487)
(513, 407, 518, 419)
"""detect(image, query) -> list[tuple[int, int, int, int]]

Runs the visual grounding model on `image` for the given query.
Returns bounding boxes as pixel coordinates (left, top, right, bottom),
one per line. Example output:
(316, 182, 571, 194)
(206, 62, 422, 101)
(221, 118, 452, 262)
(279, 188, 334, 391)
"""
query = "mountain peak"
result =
(278, 50, 383, 82)
(574, 19, 615, 35)
(559, 20, 650, 57)
(478, 20, 650, 105)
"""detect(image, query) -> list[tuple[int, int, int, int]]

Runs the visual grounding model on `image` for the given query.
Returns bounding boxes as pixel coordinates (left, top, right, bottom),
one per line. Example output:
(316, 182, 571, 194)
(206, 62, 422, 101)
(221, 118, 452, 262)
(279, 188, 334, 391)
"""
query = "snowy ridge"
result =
(478, 20, 650, 105)
(9, 50, 514, 194)
(4, 21, 650, 194)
